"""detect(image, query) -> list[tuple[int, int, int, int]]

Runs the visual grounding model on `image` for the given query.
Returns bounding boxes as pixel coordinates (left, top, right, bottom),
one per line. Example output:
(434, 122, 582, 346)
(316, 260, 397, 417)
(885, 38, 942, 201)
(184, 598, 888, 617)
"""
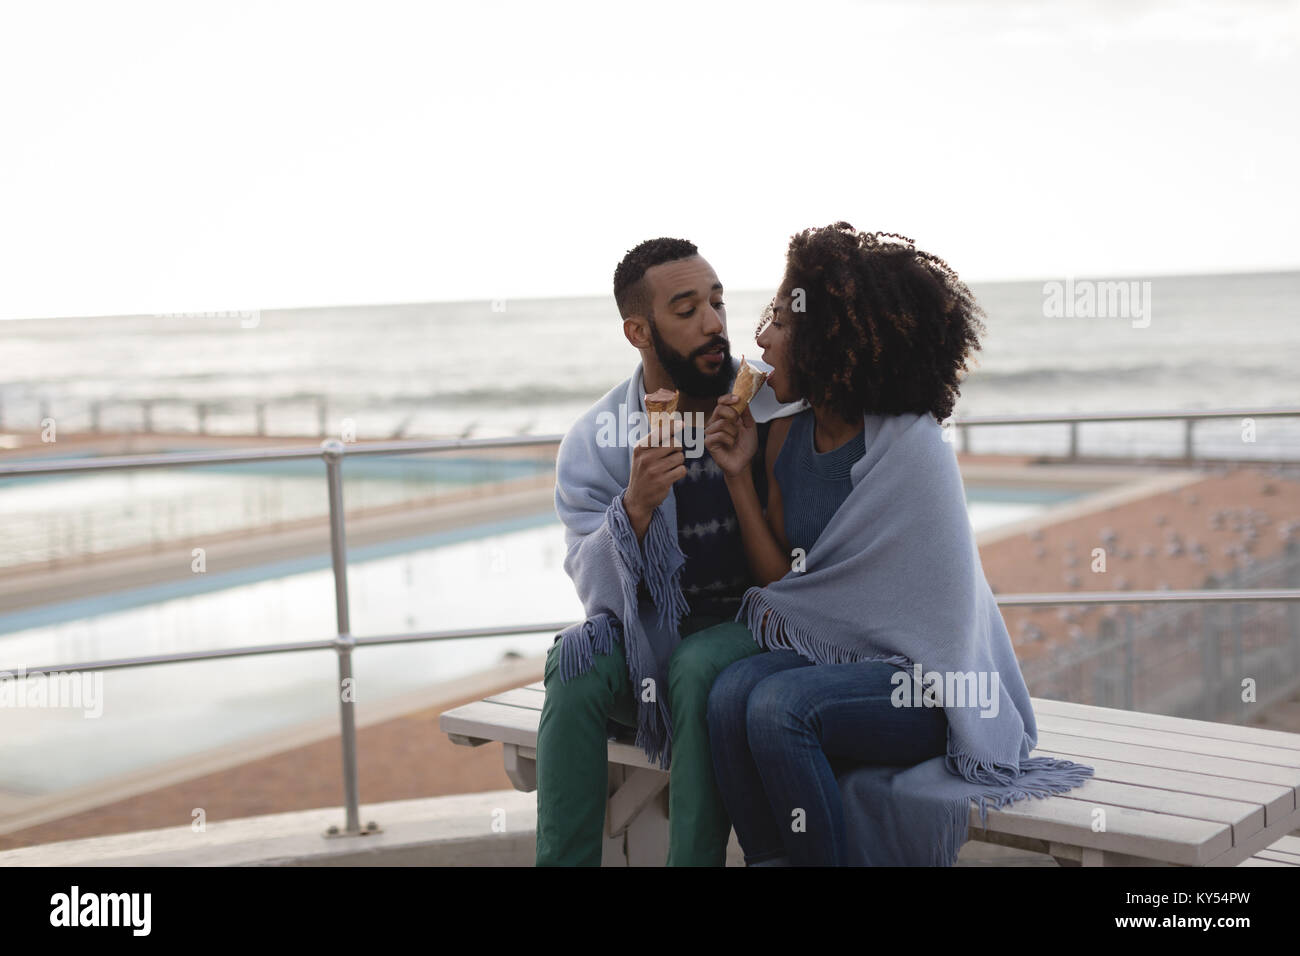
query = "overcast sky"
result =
(1, 0, 1296, 320)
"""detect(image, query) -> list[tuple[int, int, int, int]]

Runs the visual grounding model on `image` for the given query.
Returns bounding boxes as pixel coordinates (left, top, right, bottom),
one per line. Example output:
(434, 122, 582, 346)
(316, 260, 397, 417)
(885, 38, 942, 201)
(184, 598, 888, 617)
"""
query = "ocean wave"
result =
(392, 384, 613, 406)
(964, 361, 1292, 389)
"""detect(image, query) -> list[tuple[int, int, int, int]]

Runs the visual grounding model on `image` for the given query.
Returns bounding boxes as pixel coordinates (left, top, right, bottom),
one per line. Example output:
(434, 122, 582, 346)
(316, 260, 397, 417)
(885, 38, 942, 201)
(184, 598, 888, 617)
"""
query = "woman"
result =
(702, 223, 1092, 866)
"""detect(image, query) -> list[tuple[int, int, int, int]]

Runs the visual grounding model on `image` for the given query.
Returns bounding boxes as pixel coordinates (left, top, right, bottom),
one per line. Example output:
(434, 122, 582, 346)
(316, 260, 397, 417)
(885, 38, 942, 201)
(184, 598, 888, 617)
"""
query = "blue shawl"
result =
(734, 410, 1095, 865)
(552, 357, 806, 768)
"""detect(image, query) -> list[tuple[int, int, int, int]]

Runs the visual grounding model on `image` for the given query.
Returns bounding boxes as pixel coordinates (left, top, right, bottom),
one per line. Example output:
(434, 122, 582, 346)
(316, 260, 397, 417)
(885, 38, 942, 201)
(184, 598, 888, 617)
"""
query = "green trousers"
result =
(534, 615, 762, 866)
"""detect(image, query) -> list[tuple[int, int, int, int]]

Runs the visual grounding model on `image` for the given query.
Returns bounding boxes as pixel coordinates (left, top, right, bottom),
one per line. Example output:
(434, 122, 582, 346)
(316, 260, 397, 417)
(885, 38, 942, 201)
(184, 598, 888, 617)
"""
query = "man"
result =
(536, 237, 805, 866)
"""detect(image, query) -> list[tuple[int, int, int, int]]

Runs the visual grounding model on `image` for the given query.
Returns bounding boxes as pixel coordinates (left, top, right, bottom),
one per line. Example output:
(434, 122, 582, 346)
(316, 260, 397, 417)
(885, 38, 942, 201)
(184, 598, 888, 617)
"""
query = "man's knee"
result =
(543, 633, 627, 706)
(668, 635, 723, 701)
(669, 622, 756, 688)
(696, 620, 756, 650)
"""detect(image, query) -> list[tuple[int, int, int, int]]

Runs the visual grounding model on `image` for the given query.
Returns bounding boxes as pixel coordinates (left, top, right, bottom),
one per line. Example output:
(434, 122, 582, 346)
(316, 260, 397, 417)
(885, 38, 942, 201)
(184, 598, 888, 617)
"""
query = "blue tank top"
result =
(773, 409, 866, 554)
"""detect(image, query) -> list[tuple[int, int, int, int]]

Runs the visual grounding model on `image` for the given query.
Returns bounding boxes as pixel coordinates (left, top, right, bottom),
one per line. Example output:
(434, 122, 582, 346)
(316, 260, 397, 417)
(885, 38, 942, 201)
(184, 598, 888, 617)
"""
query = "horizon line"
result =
(3, 264, 1298, 324)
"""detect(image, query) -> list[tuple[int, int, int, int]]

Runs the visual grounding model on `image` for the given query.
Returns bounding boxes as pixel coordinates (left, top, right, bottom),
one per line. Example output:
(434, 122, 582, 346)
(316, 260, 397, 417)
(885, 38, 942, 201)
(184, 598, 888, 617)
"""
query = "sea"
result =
(3, 270, 1299, 459)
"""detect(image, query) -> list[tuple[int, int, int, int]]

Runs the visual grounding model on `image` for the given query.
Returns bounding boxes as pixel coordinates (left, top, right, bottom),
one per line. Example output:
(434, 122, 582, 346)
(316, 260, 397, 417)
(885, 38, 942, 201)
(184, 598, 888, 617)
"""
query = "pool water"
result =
(964, 484, 1087, 534)
(0, 453, 552, 567)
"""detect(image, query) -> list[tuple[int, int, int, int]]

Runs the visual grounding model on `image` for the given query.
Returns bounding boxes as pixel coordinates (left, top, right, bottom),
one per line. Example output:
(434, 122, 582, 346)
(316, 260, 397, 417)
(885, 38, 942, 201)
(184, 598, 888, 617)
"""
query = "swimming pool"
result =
(964, 483, 1089, 534)
(0, 452, 553, 568)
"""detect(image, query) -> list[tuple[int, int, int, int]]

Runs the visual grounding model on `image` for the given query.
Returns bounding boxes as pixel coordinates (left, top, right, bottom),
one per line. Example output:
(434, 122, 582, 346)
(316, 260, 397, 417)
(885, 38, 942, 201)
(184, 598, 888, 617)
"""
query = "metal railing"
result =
(949, 405, 1300, 462)
(8, 394, 339, 439)
(6, 393, 534, 441)
(2, 408, 1300, 839)
(7, 399, 1300, 461)
(1013, 545, 1300, 723)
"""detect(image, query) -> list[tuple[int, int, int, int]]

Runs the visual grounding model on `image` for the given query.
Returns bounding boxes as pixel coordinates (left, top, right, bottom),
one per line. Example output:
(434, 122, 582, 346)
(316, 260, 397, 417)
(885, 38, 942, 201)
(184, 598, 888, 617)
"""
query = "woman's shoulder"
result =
(766, 408, 806, 469)
(770, 407, 812, 436)
(770, 407, 804, 440)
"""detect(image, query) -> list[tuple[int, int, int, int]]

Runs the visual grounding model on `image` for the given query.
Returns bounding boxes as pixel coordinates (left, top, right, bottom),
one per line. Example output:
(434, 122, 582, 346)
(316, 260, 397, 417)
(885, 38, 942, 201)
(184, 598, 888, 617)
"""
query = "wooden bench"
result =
(441, 684, 1300, 866)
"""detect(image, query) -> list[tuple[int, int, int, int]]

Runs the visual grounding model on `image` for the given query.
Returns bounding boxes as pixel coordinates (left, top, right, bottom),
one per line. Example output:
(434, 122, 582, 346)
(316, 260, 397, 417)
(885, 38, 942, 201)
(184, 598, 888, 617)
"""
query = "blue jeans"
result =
(707, 650, 949, 866)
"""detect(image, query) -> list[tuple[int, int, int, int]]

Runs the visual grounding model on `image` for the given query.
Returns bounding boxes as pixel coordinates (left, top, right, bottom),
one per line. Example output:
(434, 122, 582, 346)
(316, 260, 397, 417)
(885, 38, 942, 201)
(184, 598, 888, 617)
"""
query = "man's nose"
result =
(701, 303, 724, 335)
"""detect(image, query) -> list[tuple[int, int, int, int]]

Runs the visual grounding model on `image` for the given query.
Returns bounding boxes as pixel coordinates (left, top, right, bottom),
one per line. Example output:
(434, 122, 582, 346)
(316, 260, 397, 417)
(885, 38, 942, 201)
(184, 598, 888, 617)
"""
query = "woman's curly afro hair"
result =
(769, 222, 986, 423)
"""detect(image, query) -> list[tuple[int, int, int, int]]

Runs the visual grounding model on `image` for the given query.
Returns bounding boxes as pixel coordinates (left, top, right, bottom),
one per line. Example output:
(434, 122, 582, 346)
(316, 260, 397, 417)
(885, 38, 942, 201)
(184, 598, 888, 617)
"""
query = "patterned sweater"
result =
(636, 418, 770, 620)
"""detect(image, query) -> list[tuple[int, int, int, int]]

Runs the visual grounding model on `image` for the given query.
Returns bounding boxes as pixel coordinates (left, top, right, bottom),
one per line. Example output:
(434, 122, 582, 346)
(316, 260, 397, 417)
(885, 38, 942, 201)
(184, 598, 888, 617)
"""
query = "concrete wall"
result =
(0, 791, 542, 867)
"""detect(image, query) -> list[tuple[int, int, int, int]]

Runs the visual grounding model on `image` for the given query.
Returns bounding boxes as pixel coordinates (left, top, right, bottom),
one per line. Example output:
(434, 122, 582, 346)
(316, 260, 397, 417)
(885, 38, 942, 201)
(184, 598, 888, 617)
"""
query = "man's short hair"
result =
(613, 237, 699, 320)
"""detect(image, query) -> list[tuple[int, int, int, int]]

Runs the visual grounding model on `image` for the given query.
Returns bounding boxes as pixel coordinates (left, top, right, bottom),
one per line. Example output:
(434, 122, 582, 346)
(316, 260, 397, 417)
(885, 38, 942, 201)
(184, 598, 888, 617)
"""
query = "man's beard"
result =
(648, 314, 734, 398)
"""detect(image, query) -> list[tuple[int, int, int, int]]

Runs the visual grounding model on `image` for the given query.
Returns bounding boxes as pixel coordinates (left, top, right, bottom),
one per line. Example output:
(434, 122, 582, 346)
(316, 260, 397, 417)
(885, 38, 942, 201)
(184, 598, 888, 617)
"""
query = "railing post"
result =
(1232, 599, 1246, 721)
(1093, 614, 1117, 708)
(1122, 609, 1134, 711)
(1183, 419, 1195, 462)
(1287, 539, 1300, 683)
(1200, 599, 1221, 720)
(1090, 662, 1106, 708)
(322, 438, 366, 837)
(1068, 421, 1078, 460)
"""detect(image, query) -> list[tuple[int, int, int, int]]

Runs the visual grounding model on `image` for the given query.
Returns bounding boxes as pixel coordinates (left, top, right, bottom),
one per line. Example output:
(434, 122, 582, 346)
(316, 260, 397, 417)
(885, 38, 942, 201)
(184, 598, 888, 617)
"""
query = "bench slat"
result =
(1034, 778, 1263, 837)
(1246, 836, 1300, 864)
(970, 794, 1232, 865)
(1265, 834, 1300, 857)
(1031, 750, 1293, 821)
(1032, 697, 1300, 752)
(1035, 730, 1300, 790)
(1203, 804, 1300, 866)
(441, 699, 657, 770)
(484, 687, 546, 710)
(1038, 713, 1300, 769)
(1253, 849, 1300, 865)
(441, 700, 541, 748)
